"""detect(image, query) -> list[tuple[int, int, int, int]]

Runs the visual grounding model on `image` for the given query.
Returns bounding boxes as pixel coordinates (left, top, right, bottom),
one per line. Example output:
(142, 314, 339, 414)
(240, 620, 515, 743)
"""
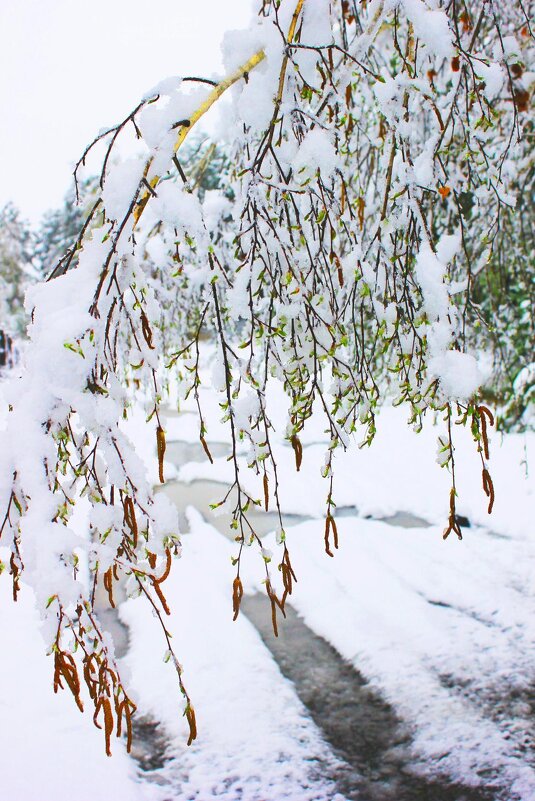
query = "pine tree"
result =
(0, 203, 35, 335)
(34, 191, 85, 277)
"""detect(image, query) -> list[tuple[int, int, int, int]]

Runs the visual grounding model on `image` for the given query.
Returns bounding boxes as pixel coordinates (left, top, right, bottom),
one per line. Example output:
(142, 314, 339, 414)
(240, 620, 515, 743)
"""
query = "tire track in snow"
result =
(242, 593, 496, 801)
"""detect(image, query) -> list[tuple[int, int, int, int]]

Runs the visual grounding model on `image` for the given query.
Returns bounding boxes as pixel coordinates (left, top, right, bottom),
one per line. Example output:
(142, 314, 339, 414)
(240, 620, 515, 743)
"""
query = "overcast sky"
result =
(0, 1, 251, 223)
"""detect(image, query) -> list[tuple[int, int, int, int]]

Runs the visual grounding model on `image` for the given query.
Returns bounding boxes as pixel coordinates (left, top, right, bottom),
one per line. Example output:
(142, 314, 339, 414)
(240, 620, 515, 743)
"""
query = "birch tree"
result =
(0, 0, 533, 751)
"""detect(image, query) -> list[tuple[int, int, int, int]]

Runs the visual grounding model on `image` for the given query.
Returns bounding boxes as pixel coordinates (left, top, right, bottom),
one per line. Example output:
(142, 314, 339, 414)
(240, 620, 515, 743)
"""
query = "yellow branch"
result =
(269, 0, 306, 135)
(132, 0, 309, 226)
(277, 0, 306, 99)
(132, 0, 311, 226)
(133, 49, 266, 225)
(174, 51, 266, 155)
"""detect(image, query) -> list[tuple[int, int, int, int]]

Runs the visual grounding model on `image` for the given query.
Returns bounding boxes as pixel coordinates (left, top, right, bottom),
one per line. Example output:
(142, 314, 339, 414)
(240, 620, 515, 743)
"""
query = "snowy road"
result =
(117, 412, 535, 801)
(242, 594, 494, 801)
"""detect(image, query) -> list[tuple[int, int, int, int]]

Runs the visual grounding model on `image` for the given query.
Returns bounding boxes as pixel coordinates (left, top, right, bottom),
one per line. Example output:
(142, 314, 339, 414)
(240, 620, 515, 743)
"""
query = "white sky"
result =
(0, 1, 251, 223)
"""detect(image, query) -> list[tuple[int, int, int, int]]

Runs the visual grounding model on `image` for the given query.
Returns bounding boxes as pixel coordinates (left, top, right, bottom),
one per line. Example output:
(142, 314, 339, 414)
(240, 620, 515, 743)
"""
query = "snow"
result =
(151, 181, 204, 234)
(202, 190, 232, 230)
(428, 349, 482, 401)
(513, 363, 535, 428)
(222, 21, 283, 133)
(436, 231, 461, 264)
(402, 0, 454, 61)
(0, 575, 151, 801)
(413, 140, 436, 186)
(296, 0, 334, 86)
(2, 362, 535, 798)
(0, 0, 533, 797)
(128, 370, 535, 797)
(292, 128, 339, 180)
(476, 61, 506, 100)
(372, 72, 403, 121)
(141, 76, 183, 101)
(102, 157, 147, 222)
(500, 36, 521, 62)
(413, 241, 482, 401)
(301, 0, 333, 47)
(119, 379, 535, 797)
(414, 244, 450, 320)
(138, 86, 206, 151)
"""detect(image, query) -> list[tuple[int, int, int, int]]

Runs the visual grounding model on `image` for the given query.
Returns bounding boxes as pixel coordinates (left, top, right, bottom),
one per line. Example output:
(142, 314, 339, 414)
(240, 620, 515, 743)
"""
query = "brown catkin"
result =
(103, 568, 115, 608)
(103, 697, 114, 756)
(116, 700, 124, 738)
(154, 548, 172, 584)
(84, 655, 98, 701)
(124, 702, 133, 753)
(153, 580, 171, 616)
(156, 426, 166, 484)
(93, 698, 104, 730)
(140, 310, 154, 349)
(482, 468, 495, 514)
(123, 496, 138, 547)
(443, 488, 462, 540)
(478, 405, 494, 461)
(232, 576, 243, 621)
(324, 514, 335, 557)
(200, 435, 214, 464)
(186, 704, 197, 746)
(291, 435, 303, 471)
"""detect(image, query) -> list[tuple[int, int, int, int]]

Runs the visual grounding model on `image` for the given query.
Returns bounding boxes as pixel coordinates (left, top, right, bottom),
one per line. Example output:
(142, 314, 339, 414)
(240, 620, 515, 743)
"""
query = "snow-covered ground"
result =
(0, 576, 151, 801)
(1, 365, 534, 799)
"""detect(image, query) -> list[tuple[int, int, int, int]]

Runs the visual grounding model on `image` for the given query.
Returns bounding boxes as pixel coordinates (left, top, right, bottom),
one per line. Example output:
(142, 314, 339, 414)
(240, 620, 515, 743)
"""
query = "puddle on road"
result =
(162, 478, 311, 537)
(165, 439, 231, 466)
(163, 437, 312, 536)
(164, 438, 434, 535)
(242, 594, 497, 801)
(375, 511, 431, 528)
(163, 438, 435, 535)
